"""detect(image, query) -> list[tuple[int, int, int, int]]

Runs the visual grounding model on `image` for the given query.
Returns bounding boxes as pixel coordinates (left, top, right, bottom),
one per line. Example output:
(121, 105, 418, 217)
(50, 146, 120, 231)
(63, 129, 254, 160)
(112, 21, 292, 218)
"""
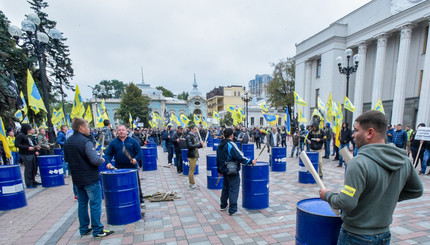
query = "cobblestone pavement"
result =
(1, 141, 429, 245)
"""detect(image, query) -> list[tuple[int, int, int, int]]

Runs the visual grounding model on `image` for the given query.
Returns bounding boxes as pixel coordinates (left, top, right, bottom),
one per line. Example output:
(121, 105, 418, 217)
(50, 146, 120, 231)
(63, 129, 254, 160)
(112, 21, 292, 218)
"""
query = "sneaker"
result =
(34, 182, 42, 185)
(336, 165, 343, 167)
(94, 229, 114, 238)
(419, 172, 424, 175)
(229, 211, 242, 216)
(81, 228, 92, 237)
(140, 203, 146, 209)
(26, 185, 37, 189)
(190, 184, 199, 189)
(220, 207, 227, 211)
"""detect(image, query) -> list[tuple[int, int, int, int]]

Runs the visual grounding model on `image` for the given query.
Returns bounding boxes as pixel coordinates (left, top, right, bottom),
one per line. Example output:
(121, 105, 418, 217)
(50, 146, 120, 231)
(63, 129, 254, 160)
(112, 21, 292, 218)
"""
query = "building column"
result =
(417, 20, 430, 125)
(304, 61, 312, 119)
(371, 33, 388, 109)
(353, 41, 367, 122)
(391, 24, 413, 125)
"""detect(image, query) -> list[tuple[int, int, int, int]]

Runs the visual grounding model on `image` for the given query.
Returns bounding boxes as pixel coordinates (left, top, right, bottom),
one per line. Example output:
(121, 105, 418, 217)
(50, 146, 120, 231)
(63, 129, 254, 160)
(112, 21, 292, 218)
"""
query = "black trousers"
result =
(22, 154, 37, 186)
(175, 151, 183, 173)
(255, 138, 261, 149)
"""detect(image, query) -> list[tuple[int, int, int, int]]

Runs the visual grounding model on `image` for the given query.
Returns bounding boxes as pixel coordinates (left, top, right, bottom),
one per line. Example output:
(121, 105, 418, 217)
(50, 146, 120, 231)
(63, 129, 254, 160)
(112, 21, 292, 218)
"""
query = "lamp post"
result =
(241, 91, 252, 129)
(336, 48, 359, 121)
(9, 13, 62, 143)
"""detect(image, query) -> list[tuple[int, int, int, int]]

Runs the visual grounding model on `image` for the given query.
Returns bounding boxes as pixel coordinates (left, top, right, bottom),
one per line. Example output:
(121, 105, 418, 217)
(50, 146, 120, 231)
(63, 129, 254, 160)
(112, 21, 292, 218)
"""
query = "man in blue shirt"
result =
(104, 125, 145, 208)
(392, 124, 407, 149)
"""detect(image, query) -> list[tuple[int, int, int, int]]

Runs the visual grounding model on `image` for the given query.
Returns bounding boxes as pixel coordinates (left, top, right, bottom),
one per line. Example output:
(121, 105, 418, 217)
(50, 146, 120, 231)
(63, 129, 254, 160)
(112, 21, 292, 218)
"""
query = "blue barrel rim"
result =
(0, 165, 20, 169)
(101, 169, 137, 175)
(206, 154, 217, 157)
(242, 161, 268, 167)
(297, 198, 340, 218)
(37, 155, 62, 159)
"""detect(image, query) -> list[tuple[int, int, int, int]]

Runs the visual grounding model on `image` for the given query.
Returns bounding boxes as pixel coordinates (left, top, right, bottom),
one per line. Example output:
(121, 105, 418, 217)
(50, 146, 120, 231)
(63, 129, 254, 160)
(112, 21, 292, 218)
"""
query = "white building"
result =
(295, 0, 430, 127)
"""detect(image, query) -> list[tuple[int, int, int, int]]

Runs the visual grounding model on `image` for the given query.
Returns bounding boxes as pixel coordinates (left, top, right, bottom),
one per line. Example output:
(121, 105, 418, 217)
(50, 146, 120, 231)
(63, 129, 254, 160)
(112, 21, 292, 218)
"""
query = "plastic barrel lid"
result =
(207, 154, 216, 157)
(37, 155, 62, 158)
(100, 169, 137, 174)
(297, 198, 339, 217)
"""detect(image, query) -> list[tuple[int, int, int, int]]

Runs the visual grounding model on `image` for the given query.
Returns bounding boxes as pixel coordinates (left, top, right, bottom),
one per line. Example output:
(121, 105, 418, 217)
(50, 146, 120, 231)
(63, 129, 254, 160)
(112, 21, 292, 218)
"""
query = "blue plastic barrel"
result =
(99, 160, 115, 200)
(207, 136, 214, 148)
(296, 198, 342, 245)
(242, 144, 254, 160)
(101, 169, 141, 225)
(147, 141, 158, 158)
(213, 138, 221, 151)
(0, 165, 27, 210)
(298, 152, 319, 184)
(242, 162, 269, 209)
(141, 147, 157, 171)
(38, 155, 65, 187)
(54, 148, 63, 159)
(271, 147, 286, 172)
(148, 137, 155, 142)
(182, 149, 199, 176)
(234, 141, 242, 151)
(206, 154, 222, 189)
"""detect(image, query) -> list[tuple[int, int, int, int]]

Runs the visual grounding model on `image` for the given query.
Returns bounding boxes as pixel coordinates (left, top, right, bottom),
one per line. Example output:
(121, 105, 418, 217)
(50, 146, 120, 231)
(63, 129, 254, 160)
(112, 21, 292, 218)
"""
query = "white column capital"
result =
(375, 33, 389, 48)
(357, 41, 367, 54)
(305, 60, 312, 68)
(398, 24, 413, 40)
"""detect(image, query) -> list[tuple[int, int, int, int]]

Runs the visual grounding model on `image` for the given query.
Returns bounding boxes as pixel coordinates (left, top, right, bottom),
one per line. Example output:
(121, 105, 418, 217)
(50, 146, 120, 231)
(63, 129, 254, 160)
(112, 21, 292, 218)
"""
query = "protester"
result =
(186, 126, 203, 189)
(172, 126, 187, 174)
(166, 125, 175, 166)
(64, 118, 114, 238)
(306, 121, 325, 178)
(290, 128, 300, 158)
(216, 128, 256, 216)
(100, 120, 115, 148)
(15, 124, 40, 188)
(254, 127, 261, 149)
(392, 124, 407, 149)
(320, 110, 423, 244)
(6, 129, 19, 165)
(323, 123, 332, 159)
(267, 126, 280, 153)
(104, 125, 145, 208)
(37, 128, 51, 155)
(338, 122, 353, 167)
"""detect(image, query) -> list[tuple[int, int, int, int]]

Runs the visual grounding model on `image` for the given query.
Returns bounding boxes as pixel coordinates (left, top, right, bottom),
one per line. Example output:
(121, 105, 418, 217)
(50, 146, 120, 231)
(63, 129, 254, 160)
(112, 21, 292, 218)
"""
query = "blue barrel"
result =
(207, 136, 214, 148)
(182, 149, 199, 176)
(101, 169, 141, 225)
(298, 152, 319, 184)
(0, 165, 27, 210)
(271, 147, 286, 172)
(141, 147, 157, 171)
(148, 137, 155, 142)
(213, 138, 221, 151)
(206, 154, 222, 189)
(99, 160, 115, 200)
(234, 141, 242, 151)
(147, 141, 158, 158)
(38, 155, 65, 187)
(174, 157, 177, 167)
(54, 148, 63, 159)
(242, 162, 269, 209)
(296, 198, 342, 245)
(242, 144, 254, 160)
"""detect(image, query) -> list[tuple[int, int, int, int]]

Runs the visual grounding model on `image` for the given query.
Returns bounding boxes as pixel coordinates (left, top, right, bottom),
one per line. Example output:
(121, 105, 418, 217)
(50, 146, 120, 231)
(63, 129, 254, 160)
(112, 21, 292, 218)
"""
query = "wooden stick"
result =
(299, 151, 340, 216)
(414, 142, 423, 168)
(254, 143, 267, 162)
(339, 147, 353, 164)
(215, 175, 222, 185)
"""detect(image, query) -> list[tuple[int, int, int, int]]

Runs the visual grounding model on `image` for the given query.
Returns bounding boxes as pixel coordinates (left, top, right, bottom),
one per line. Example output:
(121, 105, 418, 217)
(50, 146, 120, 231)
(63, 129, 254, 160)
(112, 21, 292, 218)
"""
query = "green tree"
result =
(118, 83, 150, 127)
(267, 57, 295, 111)
(94, 80, 126, 99)
(177, 91, 189, 100)
(219, 112, 233, 127)
(156, 86, 174, 97)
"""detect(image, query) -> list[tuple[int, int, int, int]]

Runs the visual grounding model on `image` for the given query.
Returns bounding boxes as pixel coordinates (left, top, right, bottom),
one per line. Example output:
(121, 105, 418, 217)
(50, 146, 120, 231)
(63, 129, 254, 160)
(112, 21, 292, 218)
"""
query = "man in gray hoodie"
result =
(320, 110, 423, 244)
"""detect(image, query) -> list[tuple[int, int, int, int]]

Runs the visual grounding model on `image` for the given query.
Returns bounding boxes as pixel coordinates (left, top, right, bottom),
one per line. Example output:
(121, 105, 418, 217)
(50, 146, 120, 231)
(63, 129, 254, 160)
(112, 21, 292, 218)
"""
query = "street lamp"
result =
(336, 48, 359, 121)
(9, 13, 62, 144)
(241, 91, 252, 129)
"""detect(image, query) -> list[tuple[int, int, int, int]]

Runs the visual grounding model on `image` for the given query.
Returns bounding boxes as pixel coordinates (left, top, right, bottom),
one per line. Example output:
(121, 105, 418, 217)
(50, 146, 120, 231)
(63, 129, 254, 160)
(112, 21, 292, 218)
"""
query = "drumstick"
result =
(254, 143, 267, 162)
(299, 151, 340, 216)
(413, 142, 423, 168)
(339, 147, 353, 164)
(215, 175, 222, 185)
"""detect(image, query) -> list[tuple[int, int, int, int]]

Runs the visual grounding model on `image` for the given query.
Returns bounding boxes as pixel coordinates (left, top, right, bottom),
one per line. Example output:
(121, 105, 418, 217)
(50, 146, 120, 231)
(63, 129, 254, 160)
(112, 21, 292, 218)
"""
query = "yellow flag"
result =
(0, 117, 11, 158)
(332, 101, 338, 117)
(294, 91, 307, 107)
(318, 97, 325, 111)
(96, 107, 104, 128)
(84, 105, 93, 123)
(213, 111, 220, 121)
(298, 108, 308, 123)
(326, 93, 333, 120)
(344, 96, 356, 113)
(27, 69, 47, 114)
(101, 99, 107, 111)
(260, 101, 268, 112)
(373, 99, 385, 114)
(226, 104, 236, 114)
(71, 85, 85, 119)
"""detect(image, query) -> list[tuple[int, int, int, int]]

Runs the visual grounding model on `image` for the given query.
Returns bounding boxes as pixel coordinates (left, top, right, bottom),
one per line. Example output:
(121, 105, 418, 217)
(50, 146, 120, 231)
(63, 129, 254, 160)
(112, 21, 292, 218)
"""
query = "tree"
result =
(118, 83, 150, 127)
(219, 112, 233, 127)
(155, 86, 174, 97)
(94, 80, 126, 99)
(177, 91, 189, 100)
(267, 58, 296, 131)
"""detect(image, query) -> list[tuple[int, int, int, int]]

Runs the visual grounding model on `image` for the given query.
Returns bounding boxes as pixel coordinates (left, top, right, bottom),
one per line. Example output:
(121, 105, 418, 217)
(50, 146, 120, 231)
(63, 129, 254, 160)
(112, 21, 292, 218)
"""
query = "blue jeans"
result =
(324, 139, 331, 157)
(421, 149, 430, 174)
(299, 142, 305, 152)
(161, 140, 167, 152)
(291, 145, 299, 157)
(339, 143, 350, 166)
(12, 152, 20, 165)
(167, 144, 174, 163)
(76, 181, 104, 236)
(220, 174, 240, 215)
(337, 228, 391, 245)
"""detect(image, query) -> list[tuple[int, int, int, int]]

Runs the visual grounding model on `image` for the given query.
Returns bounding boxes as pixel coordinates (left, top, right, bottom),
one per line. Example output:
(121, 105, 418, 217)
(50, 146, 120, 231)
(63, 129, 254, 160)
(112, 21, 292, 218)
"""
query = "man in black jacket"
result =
(64, 118, 113, 238)
(172, 126, 187, 174)
(216, 128, 256, 216)
(131, 127, 144, 146)
(338, 122, 353, 167)
(306, 121, 325, 178)
(15, 124, 41, 188)
(186, 126, 203, 189)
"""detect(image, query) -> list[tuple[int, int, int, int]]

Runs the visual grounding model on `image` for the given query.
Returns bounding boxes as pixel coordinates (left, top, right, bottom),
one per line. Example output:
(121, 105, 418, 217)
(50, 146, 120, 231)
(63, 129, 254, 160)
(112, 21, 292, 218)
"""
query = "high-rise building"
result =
(248, 74, 272, 98)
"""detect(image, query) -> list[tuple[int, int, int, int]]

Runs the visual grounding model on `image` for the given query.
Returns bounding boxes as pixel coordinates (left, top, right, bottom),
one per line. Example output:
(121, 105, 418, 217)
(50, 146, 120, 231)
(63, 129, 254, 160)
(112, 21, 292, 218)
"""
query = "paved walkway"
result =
(0, 141, 429, 245)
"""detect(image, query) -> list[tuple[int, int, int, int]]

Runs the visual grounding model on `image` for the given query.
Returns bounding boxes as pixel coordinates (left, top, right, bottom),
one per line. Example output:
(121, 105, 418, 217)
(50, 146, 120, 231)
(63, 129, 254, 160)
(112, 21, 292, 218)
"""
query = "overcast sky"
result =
(1, 0, 371, 101)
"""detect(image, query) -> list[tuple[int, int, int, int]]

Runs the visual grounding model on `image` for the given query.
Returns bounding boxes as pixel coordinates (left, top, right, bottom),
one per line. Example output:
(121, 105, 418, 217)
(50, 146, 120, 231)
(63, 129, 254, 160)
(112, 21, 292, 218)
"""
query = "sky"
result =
(1, 0, 371, 101)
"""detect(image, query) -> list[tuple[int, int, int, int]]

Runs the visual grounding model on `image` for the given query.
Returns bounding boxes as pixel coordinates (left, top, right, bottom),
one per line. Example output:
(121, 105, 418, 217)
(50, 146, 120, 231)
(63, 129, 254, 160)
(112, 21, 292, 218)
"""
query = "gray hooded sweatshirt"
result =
(325, 143, 423, 235)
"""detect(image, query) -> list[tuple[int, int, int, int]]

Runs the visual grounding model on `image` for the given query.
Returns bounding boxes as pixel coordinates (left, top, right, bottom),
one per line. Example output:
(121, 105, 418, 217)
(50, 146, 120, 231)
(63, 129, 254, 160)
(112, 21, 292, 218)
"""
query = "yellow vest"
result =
(6, 136, 18, 152)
